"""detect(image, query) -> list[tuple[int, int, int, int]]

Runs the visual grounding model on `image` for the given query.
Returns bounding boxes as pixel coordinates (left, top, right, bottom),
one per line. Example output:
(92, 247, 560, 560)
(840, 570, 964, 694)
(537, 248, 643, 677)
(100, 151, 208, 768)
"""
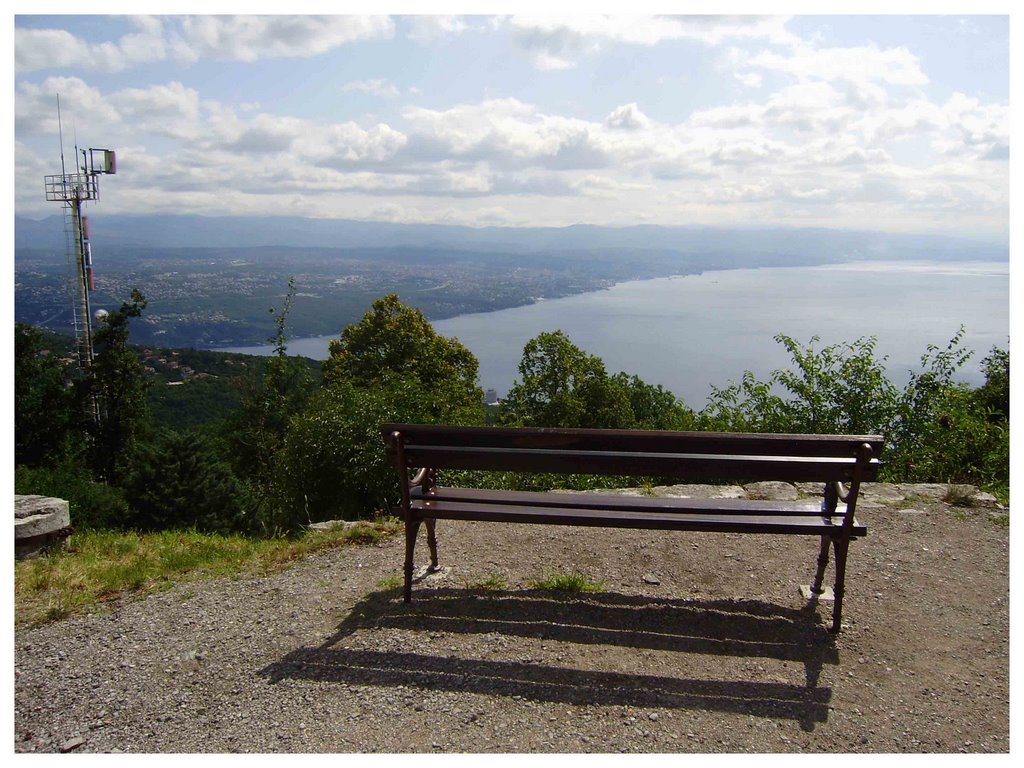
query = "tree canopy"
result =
(323, 293, 483, 422)
(500, 330, 693, 430)
(88, 289, 150, 483)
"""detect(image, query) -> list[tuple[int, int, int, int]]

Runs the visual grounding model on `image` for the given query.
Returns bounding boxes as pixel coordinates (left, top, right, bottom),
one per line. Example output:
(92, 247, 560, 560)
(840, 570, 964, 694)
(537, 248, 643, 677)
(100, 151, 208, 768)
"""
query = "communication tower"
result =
(43, 97, 117, 376)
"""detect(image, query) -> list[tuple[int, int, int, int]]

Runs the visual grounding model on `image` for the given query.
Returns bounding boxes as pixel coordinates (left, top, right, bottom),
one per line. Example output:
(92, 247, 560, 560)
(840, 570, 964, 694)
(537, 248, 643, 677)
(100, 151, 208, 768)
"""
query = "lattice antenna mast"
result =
(44, 96, 117, 379)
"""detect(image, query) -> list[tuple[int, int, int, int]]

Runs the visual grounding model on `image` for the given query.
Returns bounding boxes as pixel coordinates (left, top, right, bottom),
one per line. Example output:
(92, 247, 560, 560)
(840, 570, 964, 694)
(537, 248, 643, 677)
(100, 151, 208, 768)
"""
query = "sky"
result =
(9, 3, 1015, 239)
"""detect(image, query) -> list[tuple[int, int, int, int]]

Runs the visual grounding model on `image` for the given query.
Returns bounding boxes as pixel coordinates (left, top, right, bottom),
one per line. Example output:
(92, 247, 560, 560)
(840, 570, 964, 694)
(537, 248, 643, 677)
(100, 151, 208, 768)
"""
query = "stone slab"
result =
(743, 481, 800, 501)
(800, 585, 835, 601)
(414, 564, 451, 582)
(794, 482, 825, 497)
(859, 484, 907, 504)
(651, 484, 746, 499)
(15, 495, 71, 538)
(308, 520, 361, 532)
(897, 483, 956, 500)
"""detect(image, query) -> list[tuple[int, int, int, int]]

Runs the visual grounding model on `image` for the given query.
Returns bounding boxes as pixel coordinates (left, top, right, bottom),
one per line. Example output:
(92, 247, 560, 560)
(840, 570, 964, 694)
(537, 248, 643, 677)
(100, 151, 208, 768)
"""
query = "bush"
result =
(884, 330, 1008, 485)
(14, 323, 83, 468)
(699, 334, 898, 434)
(697, 330, 1009, 491)
(274, 377, 435, 527)
(15, 464, 130, 531)
(119, 429, 251, 533)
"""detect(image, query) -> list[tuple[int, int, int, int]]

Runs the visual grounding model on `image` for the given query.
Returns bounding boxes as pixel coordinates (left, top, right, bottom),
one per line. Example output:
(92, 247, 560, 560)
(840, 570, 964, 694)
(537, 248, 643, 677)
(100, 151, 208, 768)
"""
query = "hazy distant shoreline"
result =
(215, 258, 1009, 408)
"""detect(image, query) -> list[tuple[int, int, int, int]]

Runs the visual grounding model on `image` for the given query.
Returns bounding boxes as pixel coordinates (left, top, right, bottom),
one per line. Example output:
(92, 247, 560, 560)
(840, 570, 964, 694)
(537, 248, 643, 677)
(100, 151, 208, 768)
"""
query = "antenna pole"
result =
(43, 99, 118, 427)
(57, 94, 67, 180)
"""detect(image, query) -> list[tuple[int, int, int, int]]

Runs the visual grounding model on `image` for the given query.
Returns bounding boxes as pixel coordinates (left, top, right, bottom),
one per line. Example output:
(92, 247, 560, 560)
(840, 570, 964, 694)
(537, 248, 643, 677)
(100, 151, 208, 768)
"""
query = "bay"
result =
(219, 260, 1009, 409)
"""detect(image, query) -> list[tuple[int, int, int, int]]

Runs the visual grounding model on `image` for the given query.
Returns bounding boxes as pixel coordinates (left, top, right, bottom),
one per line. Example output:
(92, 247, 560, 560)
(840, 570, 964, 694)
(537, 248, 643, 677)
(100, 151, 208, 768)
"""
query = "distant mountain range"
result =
(15, 214, 1008, 263)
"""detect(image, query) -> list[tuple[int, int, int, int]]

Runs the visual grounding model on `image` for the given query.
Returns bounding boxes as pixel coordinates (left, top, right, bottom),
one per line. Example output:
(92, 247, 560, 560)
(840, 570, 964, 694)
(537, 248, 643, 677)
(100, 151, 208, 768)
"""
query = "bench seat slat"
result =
(405, 497, 867, 537)
(415, 486, 840, 518)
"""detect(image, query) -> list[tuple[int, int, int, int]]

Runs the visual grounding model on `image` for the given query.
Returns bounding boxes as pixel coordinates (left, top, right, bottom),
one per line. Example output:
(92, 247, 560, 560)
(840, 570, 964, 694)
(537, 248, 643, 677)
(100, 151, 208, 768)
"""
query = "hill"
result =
(15, 213, 1008, 258)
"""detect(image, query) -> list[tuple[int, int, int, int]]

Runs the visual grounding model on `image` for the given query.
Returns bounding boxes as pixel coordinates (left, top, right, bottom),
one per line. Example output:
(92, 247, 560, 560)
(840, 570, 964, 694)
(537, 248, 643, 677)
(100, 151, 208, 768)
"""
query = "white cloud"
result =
(940, 93, 1009, 153)
(572, 174, 650, 198)
(605, 103, 651, 131)
(734, 72, 763, 88)
(108, 82, 203, 140)
(748, 43, 929, 87)
(529, 51, 578, 71)
(12, 15, 1008, 236)
(402, 99, 612, 171)
(762, 81, 855, 133)
(859, 99, 944, 143)
(510, 15, 796, 48)
(16, 18, 167, 73)
(404, 15, 469, 42)
(16, 77, 121, 136)
(507, 15, 798, 70)
(171, 16, 394, 64)
(15, 15, 394, 73)
(340, 79, 401, 98)
(688, 103, 763, 131)
(292, 121, 408, 167)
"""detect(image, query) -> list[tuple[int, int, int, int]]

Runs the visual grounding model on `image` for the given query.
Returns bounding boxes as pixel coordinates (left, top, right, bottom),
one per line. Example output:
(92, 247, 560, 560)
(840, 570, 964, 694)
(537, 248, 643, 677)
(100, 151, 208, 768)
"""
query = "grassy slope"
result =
(14, 520, 400, 628)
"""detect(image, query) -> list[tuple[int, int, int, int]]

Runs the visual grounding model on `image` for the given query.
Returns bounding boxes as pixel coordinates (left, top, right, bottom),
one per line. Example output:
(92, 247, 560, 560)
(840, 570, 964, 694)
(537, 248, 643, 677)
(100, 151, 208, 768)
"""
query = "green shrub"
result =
(697, 330, 1009, 491)
(15, 464, 131, 531)
(15, 324, 83, 468)
(699, 333, 898, 434)
(119, 429, 250, 533)
(274, 377, 434, 526)
(885, 331, 1008, 485)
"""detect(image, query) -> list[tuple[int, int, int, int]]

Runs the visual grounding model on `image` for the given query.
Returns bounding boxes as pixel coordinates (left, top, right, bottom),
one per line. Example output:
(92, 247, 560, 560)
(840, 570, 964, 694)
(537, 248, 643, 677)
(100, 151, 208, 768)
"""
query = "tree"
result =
(886, 328, 1008, 484)
(14, 323, 82, 467)
(700, 334, 898, 435)
(275, 377, 433, 526)
(976, 344, 1009, 421)
(500, 331, 635, 429)
(223, 278, 316, 485)
(121, 429, 249, 532)
(323, 294, 483, 423)
(611, 372, 695, 431)
(88, 289, 150, 483)
(696, 329, 1009, 490)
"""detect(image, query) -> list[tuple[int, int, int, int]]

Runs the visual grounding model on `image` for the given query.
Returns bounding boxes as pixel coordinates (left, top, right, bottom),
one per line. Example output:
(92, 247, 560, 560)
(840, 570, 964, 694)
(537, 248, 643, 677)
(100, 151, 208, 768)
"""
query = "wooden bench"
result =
(381, 424, 882, 632)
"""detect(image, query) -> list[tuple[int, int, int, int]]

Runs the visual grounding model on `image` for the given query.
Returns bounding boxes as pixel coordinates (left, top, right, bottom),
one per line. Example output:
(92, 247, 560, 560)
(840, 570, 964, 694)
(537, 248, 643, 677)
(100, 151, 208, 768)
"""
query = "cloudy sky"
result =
(11, 5, 1013, 239)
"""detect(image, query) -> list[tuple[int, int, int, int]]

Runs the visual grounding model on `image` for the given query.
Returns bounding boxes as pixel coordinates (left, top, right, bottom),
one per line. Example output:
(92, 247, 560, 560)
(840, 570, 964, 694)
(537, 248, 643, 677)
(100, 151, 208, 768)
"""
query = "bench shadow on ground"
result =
(260, 586, 840, 729)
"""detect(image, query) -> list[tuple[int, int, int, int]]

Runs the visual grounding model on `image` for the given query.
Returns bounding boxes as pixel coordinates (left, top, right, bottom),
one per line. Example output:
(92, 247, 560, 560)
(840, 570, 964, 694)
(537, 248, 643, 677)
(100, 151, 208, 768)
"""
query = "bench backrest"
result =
(381, 424, 883, 483)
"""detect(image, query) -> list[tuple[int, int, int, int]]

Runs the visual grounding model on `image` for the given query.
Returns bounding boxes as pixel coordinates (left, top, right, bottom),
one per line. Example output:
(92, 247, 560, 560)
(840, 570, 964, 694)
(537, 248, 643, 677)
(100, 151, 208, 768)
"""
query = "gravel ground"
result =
(14, 482, 1009, 754)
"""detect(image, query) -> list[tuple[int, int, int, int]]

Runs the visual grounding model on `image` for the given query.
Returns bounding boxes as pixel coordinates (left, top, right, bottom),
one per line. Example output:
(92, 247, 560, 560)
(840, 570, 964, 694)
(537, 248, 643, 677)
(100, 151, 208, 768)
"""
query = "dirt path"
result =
(14, 483, 1009, 753)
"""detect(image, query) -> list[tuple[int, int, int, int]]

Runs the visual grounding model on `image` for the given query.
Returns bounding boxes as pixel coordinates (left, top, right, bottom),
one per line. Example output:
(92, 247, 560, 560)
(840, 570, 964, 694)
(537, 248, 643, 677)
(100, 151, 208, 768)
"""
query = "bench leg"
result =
(830, 538, 850, 633)
(403, 519, 421, 603)
(425, 518, 439, 569)
(810, 536, 830, 597)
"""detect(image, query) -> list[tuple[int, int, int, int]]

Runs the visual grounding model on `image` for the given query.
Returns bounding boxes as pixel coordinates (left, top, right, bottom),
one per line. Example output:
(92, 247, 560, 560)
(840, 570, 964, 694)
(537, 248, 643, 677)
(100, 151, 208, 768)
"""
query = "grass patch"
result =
(376, 574, 403, 590)
(528, 570, 605, 593)
(943, 484, 977, 508)
(986, 484, 1009, 507)
(339, 520, 400, 545)
(14, 518, 401, 627)
(468, 573, 508, 591)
